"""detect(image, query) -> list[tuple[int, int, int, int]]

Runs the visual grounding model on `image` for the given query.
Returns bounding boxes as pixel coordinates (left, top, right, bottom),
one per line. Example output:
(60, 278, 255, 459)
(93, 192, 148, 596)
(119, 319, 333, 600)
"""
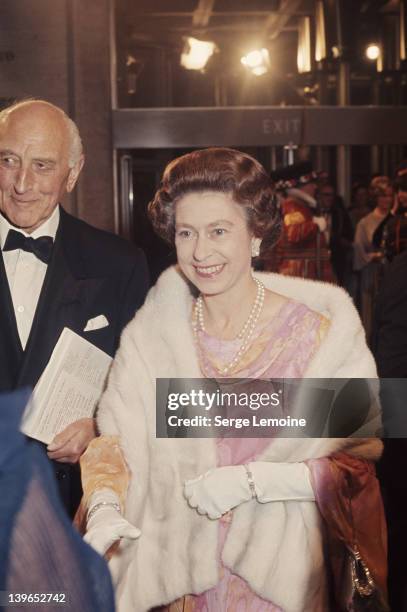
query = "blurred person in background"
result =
(318, 183, 354, 288)
(372, 173, 407, 262)
(353, 176, 393, 344)
(266, 162, 335, 282)
(394, 159, 407, 181)
(0, 389, 114, 612)
(349, 183, 371, 229)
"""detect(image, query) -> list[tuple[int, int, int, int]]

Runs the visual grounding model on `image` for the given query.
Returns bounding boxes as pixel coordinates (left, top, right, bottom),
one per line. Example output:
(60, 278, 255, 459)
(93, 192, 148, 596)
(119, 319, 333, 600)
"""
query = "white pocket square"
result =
(84, 314, 109, 332)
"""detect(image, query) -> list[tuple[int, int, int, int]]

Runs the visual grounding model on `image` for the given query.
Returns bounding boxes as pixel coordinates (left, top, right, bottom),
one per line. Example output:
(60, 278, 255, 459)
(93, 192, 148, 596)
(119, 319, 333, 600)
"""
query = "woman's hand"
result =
(84, 506, 141, 556)
(184, 465, 252, 519)
(184, 462, 315, 520)
(84, 488, 140, 556)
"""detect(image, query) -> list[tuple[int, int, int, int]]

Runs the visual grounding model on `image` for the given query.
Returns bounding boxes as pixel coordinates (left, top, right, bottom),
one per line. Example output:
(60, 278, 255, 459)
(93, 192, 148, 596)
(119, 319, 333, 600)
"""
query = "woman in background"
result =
(81, 148, 386, 612)
(349, 183, 370, 229)
(353, 176, 393, 343)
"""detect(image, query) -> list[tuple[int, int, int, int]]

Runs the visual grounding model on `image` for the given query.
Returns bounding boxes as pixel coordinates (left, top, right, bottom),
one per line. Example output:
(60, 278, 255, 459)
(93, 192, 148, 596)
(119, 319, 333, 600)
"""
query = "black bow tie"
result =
(3, 229, 54, 264)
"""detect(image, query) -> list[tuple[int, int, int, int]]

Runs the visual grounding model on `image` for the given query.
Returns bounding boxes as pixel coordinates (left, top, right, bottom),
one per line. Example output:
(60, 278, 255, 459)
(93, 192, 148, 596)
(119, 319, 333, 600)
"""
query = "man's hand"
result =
(47, 418, 97, 463)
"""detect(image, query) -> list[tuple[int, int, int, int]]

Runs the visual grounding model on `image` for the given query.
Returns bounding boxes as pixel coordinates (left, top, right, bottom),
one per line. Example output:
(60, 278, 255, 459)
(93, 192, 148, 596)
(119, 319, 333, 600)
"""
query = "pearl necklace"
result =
(193, 278, 265, 376)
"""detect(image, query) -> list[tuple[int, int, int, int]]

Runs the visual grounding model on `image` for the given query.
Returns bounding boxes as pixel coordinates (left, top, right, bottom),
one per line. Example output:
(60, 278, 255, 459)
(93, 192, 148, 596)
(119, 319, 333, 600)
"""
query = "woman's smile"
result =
(193, 263, 226, 278)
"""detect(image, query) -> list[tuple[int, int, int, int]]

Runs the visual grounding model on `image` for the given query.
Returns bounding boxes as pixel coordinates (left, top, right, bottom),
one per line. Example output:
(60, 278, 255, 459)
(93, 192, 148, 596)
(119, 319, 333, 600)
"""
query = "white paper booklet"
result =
(21, 327, 113, 444)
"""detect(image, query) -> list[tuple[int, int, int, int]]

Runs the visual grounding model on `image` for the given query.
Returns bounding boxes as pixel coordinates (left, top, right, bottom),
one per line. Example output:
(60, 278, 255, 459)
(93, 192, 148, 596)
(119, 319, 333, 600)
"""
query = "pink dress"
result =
(163, 300, 328, 612)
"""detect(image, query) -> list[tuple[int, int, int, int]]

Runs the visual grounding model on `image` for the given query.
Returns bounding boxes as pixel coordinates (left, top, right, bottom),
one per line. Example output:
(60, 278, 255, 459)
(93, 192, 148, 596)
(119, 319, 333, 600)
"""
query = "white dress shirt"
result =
(0, 207, 60, 349)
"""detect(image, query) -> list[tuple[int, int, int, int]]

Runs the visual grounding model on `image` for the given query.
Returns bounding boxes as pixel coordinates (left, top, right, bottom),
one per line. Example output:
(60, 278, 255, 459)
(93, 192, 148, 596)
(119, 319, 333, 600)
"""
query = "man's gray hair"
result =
(0, 99, 83, 168)
(64, 115, 83, 168)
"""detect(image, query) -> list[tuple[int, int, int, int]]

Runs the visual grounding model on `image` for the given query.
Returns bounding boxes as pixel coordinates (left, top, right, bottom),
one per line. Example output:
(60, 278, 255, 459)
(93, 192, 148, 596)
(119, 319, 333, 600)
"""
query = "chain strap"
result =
(350, 545, 376, 597)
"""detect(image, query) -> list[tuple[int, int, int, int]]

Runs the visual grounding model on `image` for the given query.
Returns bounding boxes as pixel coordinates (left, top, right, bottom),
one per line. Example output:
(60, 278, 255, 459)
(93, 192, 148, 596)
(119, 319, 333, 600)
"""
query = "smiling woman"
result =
(80, 148, 388, 612)
(175, 192, 254, 297)
(149, 148, 281, 341)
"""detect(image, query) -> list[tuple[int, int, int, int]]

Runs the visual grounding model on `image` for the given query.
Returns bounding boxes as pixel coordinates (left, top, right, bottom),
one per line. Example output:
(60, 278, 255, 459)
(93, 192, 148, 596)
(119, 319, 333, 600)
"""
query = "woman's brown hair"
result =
(148, 147, 281, 249)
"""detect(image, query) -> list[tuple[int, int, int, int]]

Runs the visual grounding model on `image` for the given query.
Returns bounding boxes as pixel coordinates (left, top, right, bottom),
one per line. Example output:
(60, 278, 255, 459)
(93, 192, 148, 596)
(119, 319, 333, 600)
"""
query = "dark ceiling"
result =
(115, 0, 404, 108)
(117, 0, 312, 46)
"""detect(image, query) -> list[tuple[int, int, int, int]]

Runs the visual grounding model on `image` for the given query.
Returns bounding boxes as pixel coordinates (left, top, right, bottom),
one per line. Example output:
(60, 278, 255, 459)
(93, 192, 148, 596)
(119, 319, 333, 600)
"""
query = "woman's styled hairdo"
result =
(370, 175, 392, 199)
(148, 147, 281, 250)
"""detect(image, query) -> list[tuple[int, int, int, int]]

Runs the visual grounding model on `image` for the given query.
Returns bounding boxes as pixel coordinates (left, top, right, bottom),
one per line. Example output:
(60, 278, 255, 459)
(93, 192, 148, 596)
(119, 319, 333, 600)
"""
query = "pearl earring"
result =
(251, 238, 261, 258)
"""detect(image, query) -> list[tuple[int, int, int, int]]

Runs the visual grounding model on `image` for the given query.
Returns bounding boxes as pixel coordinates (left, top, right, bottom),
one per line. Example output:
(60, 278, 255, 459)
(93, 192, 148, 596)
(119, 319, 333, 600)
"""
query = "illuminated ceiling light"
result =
(252, 65, 268, 76)
(241, 48, 270, 76)
(365, 44, 381, 61)
(241, 49, 264, 68)
(315, 0, 326, 62)
(297, 16, 311, 73)
(180, 37, 216, 70)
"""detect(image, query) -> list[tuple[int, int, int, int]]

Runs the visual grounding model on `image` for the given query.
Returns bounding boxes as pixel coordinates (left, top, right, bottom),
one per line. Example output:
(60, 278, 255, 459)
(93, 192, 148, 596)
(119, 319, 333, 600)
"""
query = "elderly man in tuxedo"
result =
(0, 99, 149, 517)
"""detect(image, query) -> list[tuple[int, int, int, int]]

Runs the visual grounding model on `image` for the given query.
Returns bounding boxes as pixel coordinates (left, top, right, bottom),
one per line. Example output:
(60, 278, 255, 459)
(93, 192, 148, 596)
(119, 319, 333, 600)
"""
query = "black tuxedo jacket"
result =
(0, 207, 149, 516)
(373, 250, 407, 378)
(373, 251, 407, 610)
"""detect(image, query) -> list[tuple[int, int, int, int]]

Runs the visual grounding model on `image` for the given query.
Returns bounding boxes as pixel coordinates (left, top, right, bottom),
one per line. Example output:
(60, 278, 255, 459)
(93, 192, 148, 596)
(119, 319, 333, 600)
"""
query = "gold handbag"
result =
(342, 545, 389, 612)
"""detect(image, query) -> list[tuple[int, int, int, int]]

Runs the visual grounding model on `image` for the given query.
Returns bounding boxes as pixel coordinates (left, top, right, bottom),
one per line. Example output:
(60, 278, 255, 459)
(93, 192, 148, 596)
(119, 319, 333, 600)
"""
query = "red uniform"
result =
(270, 195, 335, 281)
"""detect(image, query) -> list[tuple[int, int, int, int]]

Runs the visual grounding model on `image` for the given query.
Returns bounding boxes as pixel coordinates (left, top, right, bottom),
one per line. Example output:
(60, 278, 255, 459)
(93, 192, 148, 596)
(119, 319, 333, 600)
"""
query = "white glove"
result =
(313, 215, 327, 232)
(184, 466, 250, 519)
(84, 488, 141, 556)
(250, 461, 314, 503)
(184, 462, 314, 520)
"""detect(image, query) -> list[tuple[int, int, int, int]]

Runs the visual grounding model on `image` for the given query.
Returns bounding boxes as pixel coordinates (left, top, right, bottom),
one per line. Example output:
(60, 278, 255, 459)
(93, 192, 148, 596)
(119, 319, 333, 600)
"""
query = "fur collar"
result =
(151, 265, 376, 379)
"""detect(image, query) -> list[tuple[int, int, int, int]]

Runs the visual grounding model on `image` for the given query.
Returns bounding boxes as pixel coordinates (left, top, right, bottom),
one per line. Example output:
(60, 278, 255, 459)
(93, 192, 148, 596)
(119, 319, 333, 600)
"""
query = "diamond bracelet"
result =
(87, 501, 121, 523)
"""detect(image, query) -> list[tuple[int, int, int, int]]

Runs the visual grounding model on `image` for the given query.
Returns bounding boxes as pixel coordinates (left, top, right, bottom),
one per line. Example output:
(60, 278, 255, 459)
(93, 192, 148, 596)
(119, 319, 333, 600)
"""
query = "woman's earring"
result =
(251, 238, 261, 258)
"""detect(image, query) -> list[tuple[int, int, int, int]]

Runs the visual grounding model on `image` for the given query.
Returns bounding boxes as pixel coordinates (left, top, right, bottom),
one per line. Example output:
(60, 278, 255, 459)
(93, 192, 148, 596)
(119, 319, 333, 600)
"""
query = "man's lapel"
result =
(0, 251, 24, 389)
(18, 209, 102, 388)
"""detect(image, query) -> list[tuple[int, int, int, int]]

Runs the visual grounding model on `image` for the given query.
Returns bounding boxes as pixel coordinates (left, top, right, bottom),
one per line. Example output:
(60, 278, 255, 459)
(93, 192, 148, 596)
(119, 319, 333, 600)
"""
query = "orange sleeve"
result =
(80, 435, 130, 510)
